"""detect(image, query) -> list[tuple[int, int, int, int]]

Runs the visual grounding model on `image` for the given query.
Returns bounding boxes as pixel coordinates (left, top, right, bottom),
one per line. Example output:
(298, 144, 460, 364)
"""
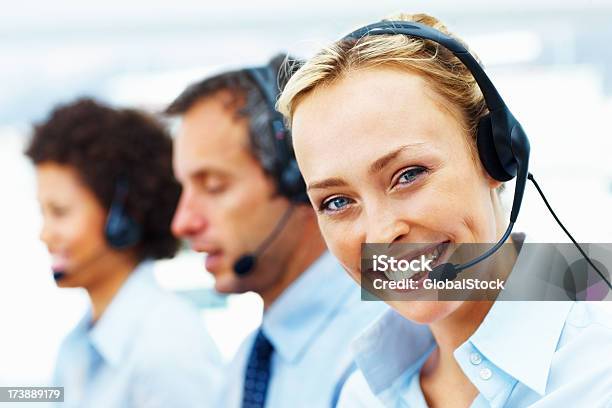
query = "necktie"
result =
(241, 329, 274, 408)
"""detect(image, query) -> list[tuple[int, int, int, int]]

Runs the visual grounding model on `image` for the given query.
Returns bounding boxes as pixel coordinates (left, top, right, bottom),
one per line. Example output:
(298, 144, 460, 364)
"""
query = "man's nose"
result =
(171, 190, 207, 238)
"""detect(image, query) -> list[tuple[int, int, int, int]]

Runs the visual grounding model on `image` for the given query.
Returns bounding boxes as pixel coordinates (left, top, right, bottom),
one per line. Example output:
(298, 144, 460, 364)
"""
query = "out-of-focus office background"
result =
(1, 0, 611, 386)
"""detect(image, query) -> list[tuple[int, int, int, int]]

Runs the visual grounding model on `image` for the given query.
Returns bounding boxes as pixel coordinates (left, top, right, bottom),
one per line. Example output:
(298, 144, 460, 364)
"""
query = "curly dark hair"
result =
(25, 97, 180, 261)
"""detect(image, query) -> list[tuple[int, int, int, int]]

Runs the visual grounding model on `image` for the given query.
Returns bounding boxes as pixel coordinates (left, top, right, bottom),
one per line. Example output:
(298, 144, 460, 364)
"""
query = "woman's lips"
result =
(382, 241, 450, 281)
(50, 253, 69, 272)
(204, 251, 224, 272)
(364, 241, 452, 293)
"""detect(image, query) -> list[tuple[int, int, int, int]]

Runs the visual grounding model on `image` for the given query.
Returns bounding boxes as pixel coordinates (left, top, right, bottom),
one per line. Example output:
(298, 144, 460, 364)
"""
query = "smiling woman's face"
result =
(291, 67, 504, 323)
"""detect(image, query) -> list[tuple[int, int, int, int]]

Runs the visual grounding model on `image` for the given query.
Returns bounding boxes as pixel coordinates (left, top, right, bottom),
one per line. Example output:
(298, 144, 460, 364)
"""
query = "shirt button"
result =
(470, 352, 482, 365)
(479, 367, 492, 381)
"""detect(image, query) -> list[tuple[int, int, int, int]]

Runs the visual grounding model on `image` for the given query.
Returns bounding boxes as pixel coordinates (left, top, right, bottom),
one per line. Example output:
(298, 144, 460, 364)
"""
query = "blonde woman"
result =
(277, 13, 612, 408)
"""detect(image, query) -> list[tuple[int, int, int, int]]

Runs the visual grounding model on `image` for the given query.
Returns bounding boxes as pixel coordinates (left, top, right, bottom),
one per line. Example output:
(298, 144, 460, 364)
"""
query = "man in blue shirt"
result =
(167, 54, 386, 407)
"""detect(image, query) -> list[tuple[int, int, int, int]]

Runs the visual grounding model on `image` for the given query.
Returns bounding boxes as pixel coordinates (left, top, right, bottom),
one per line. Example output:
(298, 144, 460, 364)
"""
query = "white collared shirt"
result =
(220, 251, 388, 408)
(338, 235, 612, 408)
(52, 260, 223, 407)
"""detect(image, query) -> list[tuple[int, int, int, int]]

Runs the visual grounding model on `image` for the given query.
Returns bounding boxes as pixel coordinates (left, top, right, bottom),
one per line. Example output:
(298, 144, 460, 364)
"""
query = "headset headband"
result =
(342, 20, 530, 223)
(344, 21, 506, 112)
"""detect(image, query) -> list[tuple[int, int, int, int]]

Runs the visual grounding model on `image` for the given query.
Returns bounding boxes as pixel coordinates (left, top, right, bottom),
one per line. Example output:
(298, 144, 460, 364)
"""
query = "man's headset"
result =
(246, 63, 309, 204)
(53, 177, 142, 281)
(343, 20, 612, 289)
(231, 62, 309, 277)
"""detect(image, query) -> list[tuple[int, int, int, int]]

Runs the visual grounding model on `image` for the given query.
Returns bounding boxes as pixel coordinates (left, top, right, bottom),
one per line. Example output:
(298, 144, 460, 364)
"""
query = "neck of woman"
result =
(86, 254, 139, 323)
(420, 300, 494, 407)
(421, 205, 519, 407)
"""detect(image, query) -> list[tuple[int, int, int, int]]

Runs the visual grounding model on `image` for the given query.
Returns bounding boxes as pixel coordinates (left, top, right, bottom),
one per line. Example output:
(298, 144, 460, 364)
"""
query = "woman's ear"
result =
(479, 162, 504, 190)
(488, 175, 504, 191)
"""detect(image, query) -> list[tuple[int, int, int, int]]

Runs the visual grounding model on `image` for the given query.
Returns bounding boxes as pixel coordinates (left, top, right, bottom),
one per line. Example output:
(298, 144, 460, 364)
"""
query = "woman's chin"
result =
(387, 300, 463, 325)
(54, 277, 82, 289)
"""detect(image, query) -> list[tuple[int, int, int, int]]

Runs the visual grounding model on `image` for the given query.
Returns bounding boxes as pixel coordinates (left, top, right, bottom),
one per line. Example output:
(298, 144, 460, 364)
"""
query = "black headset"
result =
(343, 21, 530, 280)
(344, 20, 612, 290)
(245, 64, 309, 204)
(52, 177, 141, 281)
(230, 63, 308, 276)
(104, 177, 142, 249)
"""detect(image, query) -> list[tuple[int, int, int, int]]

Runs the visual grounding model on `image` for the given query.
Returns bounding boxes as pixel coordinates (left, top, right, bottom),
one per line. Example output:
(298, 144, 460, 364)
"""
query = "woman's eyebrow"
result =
(307, 177, 347, 191)
(368, 143, 426, 175)
(307, 143, 428, 191)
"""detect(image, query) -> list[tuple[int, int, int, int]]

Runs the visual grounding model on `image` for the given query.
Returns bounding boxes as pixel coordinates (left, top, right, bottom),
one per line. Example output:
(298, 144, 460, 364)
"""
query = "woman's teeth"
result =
(382, 243, 444, 281)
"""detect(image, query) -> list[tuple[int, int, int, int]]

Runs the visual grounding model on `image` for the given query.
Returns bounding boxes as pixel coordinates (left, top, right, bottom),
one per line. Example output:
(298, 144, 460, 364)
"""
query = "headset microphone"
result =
(428, 221, 514, 282)
(51, 246, 111, 282)
(53, 271, 66, 281)
(233, 205, 295, 276)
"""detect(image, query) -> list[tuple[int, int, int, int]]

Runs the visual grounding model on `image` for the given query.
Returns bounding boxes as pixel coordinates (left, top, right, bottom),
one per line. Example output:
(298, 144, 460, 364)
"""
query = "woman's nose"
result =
(39, 219, 52, 246)
(364, 203, 411, 244)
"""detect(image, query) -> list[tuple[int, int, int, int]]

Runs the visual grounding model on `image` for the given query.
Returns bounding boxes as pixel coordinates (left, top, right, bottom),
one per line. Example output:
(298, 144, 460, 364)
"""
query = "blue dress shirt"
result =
(220, 251, 388, 408)
(338, 300, 612, 407)
(52, 260, 223, 407)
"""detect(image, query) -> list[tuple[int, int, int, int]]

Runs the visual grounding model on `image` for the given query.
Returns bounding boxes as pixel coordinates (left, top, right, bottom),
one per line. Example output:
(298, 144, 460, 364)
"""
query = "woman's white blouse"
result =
(52, 260, 223, 407)
(338, 300, 612, 407)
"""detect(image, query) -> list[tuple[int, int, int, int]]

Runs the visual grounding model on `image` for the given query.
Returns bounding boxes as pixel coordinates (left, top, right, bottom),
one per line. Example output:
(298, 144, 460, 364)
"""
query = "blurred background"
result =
(1, 0, 611, 386)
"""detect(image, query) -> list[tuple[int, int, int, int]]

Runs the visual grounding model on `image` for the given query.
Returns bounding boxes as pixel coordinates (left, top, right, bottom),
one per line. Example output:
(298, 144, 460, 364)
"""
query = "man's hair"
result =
(26, 97, 181, 261)
(165, 53, 303, 179)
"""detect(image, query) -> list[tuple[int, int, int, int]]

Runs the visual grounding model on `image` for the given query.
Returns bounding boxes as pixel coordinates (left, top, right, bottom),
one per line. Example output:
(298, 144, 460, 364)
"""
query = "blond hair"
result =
(277, 13, 489, 151)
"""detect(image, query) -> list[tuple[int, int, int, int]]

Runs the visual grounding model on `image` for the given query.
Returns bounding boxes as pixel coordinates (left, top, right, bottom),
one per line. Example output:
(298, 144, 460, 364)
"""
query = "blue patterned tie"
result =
(241, 329, 274, 408)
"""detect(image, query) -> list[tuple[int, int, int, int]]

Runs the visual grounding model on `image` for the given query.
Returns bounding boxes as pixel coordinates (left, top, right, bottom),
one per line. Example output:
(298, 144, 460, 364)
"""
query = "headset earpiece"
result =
(280, 160, 309, 203)
(105, 178, 142, 249)
(476, 113, 515, 182)
(247, 64, 308, 205)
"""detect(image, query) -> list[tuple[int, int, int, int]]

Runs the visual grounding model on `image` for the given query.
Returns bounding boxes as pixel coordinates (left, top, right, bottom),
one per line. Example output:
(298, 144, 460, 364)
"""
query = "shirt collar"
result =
(87, 260, 160, 367)
(461, 300, 573, 395)
(352, 301, 574, 399)
(459, 233, 575, 395)
(350, 309, 434, 395)
(262, 251, 357, 363)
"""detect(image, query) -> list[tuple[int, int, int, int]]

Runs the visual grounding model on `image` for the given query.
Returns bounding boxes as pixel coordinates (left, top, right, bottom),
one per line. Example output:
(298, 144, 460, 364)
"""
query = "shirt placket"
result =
(454, 342, 517, 408)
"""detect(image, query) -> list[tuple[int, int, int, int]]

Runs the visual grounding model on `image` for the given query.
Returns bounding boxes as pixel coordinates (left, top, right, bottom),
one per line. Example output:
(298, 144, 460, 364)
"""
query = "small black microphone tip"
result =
(428, 263, 458, 282)
(52, 271, 66, 281)
(233, 255, 256, 277)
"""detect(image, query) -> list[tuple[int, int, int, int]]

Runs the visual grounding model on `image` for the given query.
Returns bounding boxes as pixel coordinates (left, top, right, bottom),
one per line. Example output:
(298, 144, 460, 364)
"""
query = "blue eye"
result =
(321, 196, 351, 212)
(397, 167, 426, 185)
